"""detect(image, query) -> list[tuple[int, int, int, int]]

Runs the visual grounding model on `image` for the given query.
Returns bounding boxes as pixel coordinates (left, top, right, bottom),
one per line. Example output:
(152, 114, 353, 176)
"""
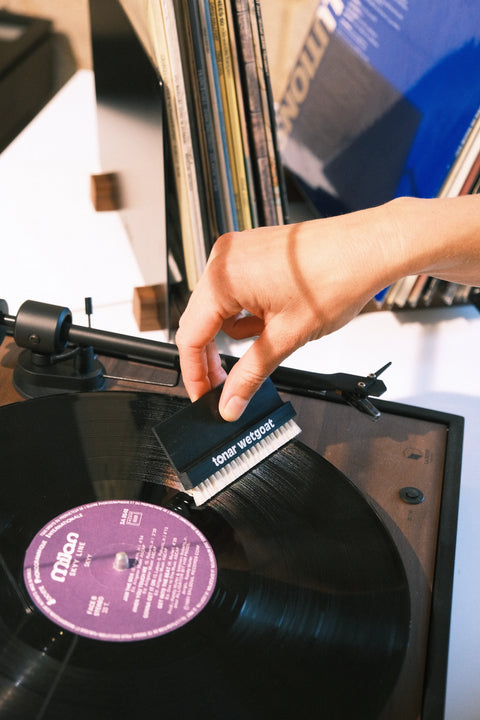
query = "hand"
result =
(176, 194, 480, 420)
(176, 202, 400, 420)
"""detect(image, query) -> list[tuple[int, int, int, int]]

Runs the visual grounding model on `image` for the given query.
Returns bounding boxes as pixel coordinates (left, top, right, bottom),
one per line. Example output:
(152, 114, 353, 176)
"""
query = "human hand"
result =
(176, 202, 401, 421)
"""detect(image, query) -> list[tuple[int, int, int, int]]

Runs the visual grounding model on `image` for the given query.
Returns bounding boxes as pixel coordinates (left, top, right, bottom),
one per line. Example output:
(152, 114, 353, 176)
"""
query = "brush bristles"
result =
(187, 418, 302, 505)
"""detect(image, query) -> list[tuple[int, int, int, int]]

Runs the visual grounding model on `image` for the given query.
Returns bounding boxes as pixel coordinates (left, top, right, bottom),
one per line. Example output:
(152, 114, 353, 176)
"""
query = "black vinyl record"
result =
(0, 391, 410, 719)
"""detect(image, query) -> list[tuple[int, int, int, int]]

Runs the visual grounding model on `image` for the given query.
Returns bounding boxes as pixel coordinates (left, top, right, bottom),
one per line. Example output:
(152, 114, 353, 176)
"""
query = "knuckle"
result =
(236, 366, 266, 393)
(174, 325, 185, 348)
(215, 230, 238, 249)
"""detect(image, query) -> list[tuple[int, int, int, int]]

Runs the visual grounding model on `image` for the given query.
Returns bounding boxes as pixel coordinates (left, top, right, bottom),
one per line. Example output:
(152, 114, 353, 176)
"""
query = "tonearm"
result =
(0, 298, 390, 419)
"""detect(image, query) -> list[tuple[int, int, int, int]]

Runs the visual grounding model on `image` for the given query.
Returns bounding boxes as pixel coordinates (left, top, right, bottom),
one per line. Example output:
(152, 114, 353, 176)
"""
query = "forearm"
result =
(384, 194, 480, 286)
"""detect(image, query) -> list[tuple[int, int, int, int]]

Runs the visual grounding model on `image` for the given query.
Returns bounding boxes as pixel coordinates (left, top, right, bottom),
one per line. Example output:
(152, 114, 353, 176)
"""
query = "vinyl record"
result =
(0, 391, 410, 719)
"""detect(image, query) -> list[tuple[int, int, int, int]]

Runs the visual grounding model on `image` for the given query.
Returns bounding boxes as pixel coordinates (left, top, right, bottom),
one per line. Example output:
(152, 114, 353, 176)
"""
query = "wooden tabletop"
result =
(0, 339, 23, 406)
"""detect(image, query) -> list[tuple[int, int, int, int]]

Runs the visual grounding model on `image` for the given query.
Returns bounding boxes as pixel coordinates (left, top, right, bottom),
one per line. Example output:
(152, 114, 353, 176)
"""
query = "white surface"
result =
(2, 71, 480, 719)
(0, 71, 150, 335)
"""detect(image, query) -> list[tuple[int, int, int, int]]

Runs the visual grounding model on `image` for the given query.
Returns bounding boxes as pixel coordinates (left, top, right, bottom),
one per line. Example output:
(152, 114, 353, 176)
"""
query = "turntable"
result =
(0, 298, 462, 719)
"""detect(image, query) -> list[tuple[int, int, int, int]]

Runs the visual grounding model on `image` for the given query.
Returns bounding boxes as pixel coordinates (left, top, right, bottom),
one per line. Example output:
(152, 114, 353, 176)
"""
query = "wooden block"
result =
(133, 284, 168, 331)
(90, 172, 120, 211)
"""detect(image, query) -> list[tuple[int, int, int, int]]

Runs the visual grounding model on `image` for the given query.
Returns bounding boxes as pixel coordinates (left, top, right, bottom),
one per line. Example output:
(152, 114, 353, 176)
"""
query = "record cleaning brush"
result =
(153, 378, 301, 505)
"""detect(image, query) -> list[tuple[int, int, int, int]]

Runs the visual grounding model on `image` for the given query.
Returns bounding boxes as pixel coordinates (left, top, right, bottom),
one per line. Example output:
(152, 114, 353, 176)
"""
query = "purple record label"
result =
(23, 501, 217, 642)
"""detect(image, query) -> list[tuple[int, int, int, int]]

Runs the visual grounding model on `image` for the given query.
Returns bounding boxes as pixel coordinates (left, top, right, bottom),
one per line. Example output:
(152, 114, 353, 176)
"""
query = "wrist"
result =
(386, 195, 480, 284)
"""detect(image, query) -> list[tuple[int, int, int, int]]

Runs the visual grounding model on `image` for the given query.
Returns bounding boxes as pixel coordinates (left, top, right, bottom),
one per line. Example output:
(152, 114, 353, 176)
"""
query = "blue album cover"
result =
(277, 0, 480, 215)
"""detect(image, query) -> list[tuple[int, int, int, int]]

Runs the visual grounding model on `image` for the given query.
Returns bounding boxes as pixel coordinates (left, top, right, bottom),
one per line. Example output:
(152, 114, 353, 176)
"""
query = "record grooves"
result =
(0, 392, 410, 719)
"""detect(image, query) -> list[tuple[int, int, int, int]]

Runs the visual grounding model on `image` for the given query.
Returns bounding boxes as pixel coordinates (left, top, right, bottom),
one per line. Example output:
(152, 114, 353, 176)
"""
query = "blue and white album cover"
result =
(277, 0, 480, 215)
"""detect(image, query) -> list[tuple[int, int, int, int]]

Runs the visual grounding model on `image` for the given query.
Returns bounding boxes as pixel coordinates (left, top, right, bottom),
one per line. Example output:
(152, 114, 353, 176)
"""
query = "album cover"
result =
(277, 1, 480, 215)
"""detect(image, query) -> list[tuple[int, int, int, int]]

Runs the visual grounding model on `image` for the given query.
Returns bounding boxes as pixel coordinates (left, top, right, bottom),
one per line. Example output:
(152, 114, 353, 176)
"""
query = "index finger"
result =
(175, 288, 227, 400)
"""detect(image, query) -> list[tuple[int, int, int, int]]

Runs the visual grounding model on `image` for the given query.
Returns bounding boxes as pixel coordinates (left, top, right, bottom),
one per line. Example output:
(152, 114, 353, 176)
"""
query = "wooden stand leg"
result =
(133, 284, 168, 331)
(90, 172, 120, 211)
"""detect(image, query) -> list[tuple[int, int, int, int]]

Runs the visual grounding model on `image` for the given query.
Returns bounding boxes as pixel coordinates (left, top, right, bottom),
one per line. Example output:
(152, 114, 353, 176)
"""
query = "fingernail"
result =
(220, 395, 248, 422)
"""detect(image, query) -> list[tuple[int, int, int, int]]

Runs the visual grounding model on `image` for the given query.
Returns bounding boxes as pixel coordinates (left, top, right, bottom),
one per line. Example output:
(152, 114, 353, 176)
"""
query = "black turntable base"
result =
(0, 341, 462, 719)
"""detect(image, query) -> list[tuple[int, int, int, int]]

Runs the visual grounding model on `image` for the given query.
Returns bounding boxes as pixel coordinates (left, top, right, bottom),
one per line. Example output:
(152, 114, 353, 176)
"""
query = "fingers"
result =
(175, 264, 232, 399)
(176, 333, 227, 402)
(176, 234, 258, 403)
(205, 341, 227, 391)
(176, 225, 317, 416)
(218, 317, 301, 421)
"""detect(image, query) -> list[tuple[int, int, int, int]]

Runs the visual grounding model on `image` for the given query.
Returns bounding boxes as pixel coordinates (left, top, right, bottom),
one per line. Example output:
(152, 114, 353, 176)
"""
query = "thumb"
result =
(218, 324, 295, 421)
